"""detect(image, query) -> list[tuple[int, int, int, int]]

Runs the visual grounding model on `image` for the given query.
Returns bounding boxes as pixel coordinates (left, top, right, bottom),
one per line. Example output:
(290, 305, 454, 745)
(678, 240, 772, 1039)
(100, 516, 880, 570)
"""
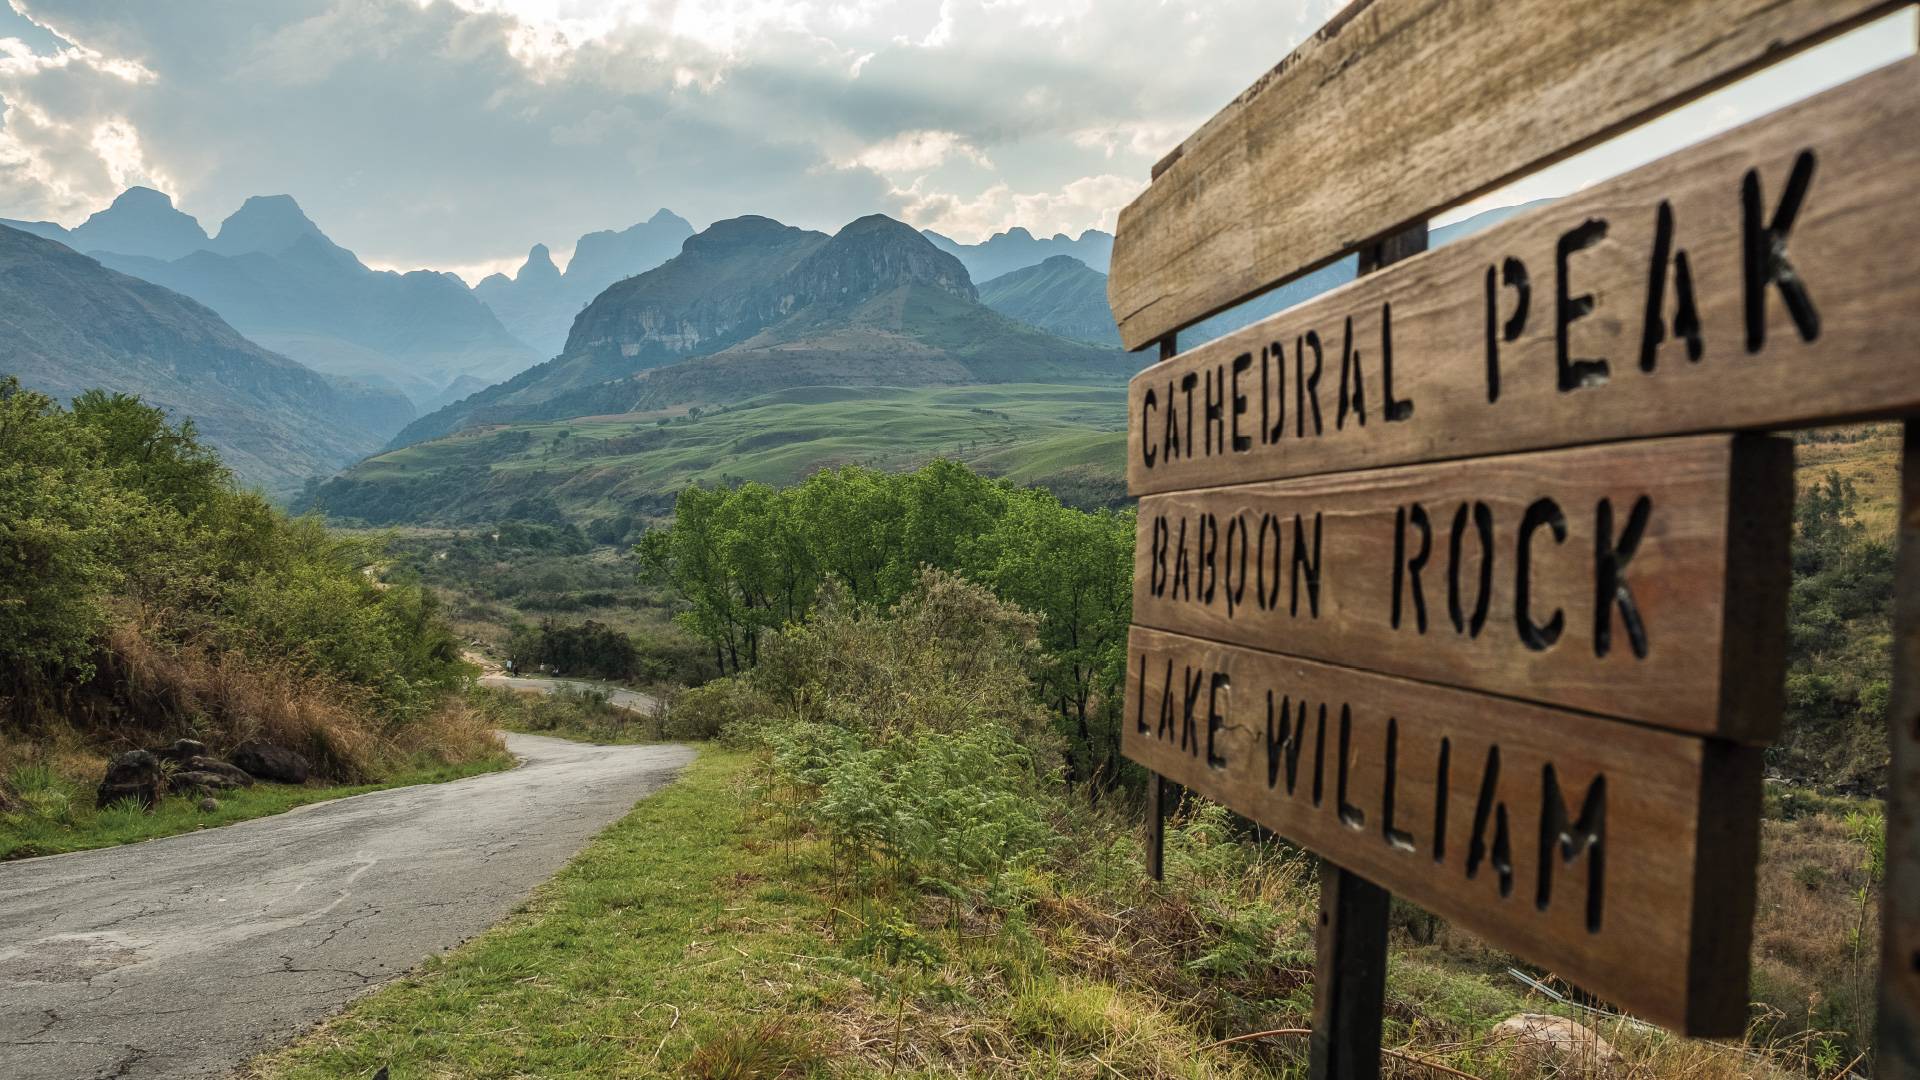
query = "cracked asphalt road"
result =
(0, 733, 694, 1079)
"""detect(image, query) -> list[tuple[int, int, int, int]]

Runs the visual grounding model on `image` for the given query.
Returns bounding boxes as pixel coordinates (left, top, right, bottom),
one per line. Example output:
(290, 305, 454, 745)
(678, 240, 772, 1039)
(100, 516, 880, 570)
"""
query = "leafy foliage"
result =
(1776, 470, 1895, 788)
(639, 460, 1133, 783)
(0, 378, 468, 726)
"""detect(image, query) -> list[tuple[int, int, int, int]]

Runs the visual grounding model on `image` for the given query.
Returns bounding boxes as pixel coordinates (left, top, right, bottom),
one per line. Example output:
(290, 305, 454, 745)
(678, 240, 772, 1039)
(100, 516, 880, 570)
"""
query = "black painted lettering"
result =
(1297, 331, 1324, 437)
(1639, 201, 1702, 372)
(1290, 512, 1322, 618)
(1198, 513, 1218, 605)
(1204, 366, 1225, 456)
(1433, 737, 1450, 863)
(1743, 150, 1820, 352)
(1556, 218, 1610, 392)
(1206, 673, 1230, 769)
(1163, 378, 1182, 461)
(1538, 765, 1606, 933)
(1383, 717, 1415, 851)
(1485, 257, 1530, 403)
(1447, 501, 1494, 639)
(1231, 353, 1252, 453)
(1467, 745, 1513, 897)
(1391, 504, 1432, 633)
(1180, 372, 1198, 457)
(1224, 514, 1249, 618)
(1593, 496, 1651, 659)
(1172, 517, 1191, 602)
(1337, 705, 1365, 829)
(1180, 665, 1204, 756)
(1149, 515, 1168, 598)
(1256, 513, 1283, 612)
(1381, 301, 1412, 422)
(1267, 693, 1310, 794)
(1516, 497, 1567, 651)
(1140, 388, 1158, 469)
(1262, 341, 1285, 445)
(1337, 315, 1367, 431)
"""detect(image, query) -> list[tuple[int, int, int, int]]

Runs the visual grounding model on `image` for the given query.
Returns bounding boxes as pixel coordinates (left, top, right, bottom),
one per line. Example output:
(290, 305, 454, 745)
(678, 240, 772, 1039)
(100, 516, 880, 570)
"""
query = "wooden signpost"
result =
(1110, 1, 1920, 1074)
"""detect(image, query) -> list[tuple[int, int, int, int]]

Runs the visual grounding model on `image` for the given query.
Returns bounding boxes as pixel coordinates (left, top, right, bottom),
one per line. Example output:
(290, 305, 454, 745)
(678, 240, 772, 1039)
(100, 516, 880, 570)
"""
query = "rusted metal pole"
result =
(1309, 221, 1429, 1080)
(1879, 417, 1920, 1077)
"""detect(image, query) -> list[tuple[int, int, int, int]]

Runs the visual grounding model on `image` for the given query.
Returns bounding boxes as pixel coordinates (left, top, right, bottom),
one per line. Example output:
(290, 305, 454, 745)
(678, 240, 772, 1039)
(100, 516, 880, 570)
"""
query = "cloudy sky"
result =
(0, 1, 1910, 282)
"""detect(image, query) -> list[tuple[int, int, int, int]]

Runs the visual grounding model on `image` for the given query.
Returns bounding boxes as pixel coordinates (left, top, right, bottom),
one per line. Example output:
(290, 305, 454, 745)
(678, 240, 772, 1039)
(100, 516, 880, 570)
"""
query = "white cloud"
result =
(0, 0, 1346, 265)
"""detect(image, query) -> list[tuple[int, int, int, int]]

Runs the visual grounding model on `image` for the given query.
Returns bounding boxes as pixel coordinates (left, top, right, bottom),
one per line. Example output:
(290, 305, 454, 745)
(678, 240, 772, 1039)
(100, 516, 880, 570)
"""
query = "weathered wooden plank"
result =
(1126, 57, 1920, 494)
(1133, 434, 1792, 739)
(1306, 221, 1426, 1080)
(1122, 625, 1762, 1035)
(1879, 419, 1920, 1074)
(1108, 0, 1905, 351)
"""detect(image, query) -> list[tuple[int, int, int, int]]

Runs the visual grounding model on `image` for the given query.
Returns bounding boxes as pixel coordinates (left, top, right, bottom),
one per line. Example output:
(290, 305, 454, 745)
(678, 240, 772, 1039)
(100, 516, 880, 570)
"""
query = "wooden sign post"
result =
(1109, 1, 1920, 1074)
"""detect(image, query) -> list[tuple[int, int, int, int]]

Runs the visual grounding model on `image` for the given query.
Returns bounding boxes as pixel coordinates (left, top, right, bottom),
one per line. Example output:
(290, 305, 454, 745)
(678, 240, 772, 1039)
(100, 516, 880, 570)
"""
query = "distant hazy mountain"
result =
(0, 223, 412, 493)
(474, 209, 694, 358)
(977, 255, 1120, 347)
(969, 200, 1559, 353)
(395, 213, 1134, 446)
(1, 186, 209, 261)
(923, 226, 1115, 282)
(70, 192, 539, 411)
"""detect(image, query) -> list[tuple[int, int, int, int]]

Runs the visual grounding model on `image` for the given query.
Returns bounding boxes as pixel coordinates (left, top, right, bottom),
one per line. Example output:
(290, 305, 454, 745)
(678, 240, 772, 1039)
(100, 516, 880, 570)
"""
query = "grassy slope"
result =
(310, 383, 1131, 524)
(247, 751, 1882, 1079)
(1795, 423, 1900, 540)
(0, 754, 512, 861)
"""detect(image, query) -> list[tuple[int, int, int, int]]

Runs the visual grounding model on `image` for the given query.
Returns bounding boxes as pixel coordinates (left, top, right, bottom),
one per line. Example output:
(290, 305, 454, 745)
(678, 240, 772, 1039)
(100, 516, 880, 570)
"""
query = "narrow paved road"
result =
(476, 673, 659, 714)
(0, 733, 694, 1079)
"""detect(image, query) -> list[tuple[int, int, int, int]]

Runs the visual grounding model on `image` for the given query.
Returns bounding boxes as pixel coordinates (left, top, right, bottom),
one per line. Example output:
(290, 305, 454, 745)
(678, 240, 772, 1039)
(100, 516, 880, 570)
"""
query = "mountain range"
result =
(5, 188, 536, 415)
(391, 213, 1134, 447)
(474, 210, 695, 358)
(924, 226, 1114, 282)
(0, 223, 410, 492)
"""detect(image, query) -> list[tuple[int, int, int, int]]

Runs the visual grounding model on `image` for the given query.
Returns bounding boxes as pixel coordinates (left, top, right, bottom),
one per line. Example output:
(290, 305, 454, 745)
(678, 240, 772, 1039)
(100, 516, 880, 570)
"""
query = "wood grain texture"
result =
(1132, 435, 1792, 739)
(1125, 56, 1920, 495)
(1107, 0, 1905, 351)
(1123, 625, 1762, 1035)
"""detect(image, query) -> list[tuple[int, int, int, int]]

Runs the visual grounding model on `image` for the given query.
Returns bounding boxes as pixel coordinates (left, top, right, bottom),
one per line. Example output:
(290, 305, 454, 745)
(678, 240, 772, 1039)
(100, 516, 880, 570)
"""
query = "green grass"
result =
(247, 750, 861, 1079)
(309, 383, 1130, 525)
(0, 754, 514, 861)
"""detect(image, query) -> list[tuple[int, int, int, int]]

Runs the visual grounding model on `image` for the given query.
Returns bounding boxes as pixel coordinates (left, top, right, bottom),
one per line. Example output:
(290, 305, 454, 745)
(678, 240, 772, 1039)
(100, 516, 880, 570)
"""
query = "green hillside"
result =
(301, 382, 1130, 526)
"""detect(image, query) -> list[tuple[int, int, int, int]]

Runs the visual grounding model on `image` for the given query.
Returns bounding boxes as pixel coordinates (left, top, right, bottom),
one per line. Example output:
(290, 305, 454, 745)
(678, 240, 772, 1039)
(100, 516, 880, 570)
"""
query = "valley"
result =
(304, 383, 1129, 526)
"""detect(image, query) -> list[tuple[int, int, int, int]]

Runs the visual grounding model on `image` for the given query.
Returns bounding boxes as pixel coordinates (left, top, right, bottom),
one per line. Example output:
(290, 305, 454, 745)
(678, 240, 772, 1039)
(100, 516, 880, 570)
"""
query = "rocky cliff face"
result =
(561, 215, 830, 366)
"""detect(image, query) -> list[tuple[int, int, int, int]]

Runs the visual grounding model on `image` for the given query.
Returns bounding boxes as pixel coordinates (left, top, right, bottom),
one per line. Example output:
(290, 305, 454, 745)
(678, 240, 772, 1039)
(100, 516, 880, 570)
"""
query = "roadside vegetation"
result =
(0, 379, 509, 857)
(256, 569, 1890, 1078)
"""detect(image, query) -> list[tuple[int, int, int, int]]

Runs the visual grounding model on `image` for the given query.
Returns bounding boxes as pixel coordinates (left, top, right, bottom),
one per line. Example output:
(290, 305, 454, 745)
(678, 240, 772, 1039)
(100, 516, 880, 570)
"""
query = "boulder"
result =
(96, 750, 162, 810)
(230, 741, 310, 784)
(198, 797, 219, 812)
(172, 769, 244, 794)
(152, 738, 207, 765)
(183, 757, 254, 788)
(1493, 1013, 1617, 1074)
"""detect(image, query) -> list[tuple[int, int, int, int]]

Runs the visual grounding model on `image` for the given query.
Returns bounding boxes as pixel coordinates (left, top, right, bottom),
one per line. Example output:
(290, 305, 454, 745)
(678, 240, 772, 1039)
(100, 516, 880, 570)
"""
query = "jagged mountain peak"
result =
(518, 243, 560, 283)
(64, 185, 210, 260)
(212, 194, 333, 257)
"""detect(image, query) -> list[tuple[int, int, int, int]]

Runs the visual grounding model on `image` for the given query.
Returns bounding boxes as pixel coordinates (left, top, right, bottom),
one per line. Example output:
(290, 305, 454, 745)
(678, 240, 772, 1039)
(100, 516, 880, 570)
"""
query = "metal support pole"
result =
(1879, 418, 1920, 1077)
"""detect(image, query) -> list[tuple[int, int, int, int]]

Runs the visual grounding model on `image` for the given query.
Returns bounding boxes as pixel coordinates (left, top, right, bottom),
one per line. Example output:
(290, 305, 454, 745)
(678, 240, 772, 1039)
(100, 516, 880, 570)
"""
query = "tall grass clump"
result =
(0, 379, 490, 787)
